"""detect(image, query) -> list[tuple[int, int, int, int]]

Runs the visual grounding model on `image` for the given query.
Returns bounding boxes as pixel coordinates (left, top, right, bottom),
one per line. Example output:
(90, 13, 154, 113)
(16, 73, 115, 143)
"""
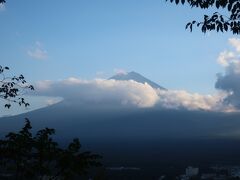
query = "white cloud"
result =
(217, 38, 240, 71)
(34, 77, 232, 112)
(27, 41, 48, 60)
(0, 3, 5, 11)
(36, 78, 159, 108)
(156, 89, 234, 112)
(216, 38, 240, 109)
(229, 38, 240, 52)
(217, 51, 236, 67)
(157, 90, 217, 110)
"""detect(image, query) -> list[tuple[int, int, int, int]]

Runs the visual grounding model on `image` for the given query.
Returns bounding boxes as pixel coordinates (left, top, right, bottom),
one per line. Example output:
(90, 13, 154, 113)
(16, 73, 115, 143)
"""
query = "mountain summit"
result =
(109, 71, 166, 90)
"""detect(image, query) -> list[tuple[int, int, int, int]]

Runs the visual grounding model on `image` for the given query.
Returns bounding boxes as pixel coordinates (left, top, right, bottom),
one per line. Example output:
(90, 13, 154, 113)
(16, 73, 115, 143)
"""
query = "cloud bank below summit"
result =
(36, 78, 159, 108)
(35, 77, 233, 112)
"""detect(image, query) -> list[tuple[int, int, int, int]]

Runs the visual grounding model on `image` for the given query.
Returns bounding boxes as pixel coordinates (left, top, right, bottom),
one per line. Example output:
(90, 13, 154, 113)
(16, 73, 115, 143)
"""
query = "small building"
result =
(186, 166, 199, 177)
(230, 167, 240, 178)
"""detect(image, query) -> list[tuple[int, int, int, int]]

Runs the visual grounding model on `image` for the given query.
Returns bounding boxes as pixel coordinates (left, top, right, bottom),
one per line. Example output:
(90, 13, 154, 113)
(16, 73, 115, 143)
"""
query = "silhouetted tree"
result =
(0, 66, 34, 109)
(166, 0, 240, 34)
(0, 119, 102, 179)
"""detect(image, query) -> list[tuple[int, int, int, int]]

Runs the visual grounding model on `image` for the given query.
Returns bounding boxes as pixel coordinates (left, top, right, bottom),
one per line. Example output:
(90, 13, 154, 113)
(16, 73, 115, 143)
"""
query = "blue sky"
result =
(0, 0, 237, 94)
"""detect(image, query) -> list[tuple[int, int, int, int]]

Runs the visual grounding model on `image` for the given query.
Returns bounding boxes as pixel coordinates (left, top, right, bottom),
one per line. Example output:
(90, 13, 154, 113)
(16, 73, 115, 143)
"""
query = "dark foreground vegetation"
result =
(0, 119, 101, 180)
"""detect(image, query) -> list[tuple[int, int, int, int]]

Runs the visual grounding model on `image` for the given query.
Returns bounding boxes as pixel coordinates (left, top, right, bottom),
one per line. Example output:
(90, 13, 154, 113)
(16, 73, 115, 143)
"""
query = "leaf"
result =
(224, 23, 228, 31)
(4, 104, 11, 109)
(228, 3, 233, 11)
(216, 1, 220, 8)
(185, 22, 191, 29)
(220, 15, 224, 22)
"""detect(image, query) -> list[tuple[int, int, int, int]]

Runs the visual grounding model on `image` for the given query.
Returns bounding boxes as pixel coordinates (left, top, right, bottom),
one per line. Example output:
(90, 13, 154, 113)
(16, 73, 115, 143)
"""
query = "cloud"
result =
(215, 38, 240, 109)
(217, 51, 236, 67)
(156, 89, 224, 111)
(36, 78, 159, 108)
(27, 41, 48, 60)
(0, 3, 5, 11)
(229, 38, 240, 52)
(34, 77, 232, 111)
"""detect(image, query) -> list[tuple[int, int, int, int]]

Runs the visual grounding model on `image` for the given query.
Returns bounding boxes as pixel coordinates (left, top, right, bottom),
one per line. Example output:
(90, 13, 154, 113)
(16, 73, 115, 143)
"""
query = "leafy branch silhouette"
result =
(167, 0, 240, 34)
(0, 66, 34, 109)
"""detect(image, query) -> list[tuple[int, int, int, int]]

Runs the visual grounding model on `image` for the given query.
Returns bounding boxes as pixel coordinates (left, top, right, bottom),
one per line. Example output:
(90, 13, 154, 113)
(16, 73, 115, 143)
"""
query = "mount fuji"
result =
(0, 71, 239, 142)
(1, 72, 240, 167)
(109, 71, 166, 90)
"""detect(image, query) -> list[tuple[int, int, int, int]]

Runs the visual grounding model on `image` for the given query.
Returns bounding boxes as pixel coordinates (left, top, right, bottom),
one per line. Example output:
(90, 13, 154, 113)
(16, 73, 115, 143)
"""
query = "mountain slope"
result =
(109, 71, 166, 90)
(1, 101, 240, 142)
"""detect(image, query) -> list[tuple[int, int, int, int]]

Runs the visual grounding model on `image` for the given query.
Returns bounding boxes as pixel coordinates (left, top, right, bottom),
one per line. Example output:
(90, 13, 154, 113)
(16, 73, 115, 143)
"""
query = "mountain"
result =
(1, 72, 240, 170)
(1, 71, 240, 141)
(1, 101, 240, 141)
(109, 71, 166, 90)
(1, 92, 240, 168)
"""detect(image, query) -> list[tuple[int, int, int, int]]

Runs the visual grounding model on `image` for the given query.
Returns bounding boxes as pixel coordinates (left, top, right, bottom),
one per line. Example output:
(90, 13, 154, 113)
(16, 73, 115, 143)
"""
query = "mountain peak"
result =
(128, 71, 140, 75)
(109, 71, 166, 90)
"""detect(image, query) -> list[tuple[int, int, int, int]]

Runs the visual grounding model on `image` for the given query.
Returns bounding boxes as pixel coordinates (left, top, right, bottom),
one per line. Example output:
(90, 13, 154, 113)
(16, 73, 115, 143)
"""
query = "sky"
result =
(1, 0, 240, 116)
(0, 0, 238, 92)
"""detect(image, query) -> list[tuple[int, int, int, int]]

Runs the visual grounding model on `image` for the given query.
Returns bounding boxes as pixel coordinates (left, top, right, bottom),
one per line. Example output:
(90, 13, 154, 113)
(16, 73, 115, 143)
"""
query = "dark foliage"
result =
(166, 0, 240, 34)
(0, 66, 34, 109)
(0, 119, 102, 179)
